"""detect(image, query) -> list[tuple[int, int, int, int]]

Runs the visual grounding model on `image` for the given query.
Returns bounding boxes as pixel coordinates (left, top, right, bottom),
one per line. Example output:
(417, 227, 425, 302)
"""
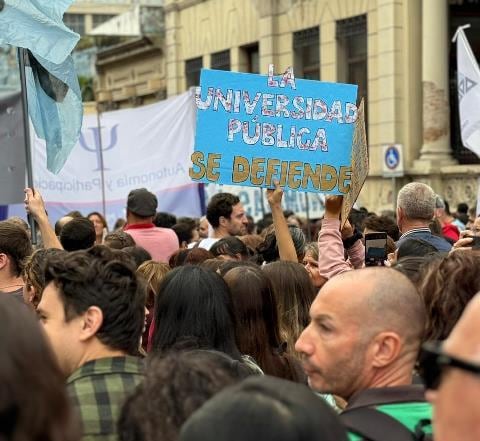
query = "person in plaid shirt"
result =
(37, 246, 146, 441)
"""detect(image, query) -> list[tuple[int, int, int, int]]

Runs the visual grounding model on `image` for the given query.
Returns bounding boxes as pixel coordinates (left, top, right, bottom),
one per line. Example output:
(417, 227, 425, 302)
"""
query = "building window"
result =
(64, 13, 86, 35)
(293, 27, 320, 80)
(211, 50, 231, 71)
(92, 14, 116, 28)
(185, 57, 203, 88)
(336, 15, 368, 107)
(244, 44, 259, 73)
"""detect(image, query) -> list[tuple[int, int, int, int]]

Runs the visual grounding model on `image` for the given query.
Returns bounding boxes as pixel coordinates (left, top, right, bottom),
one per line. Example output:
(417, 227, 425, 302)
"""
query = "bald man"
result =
(425, 294, 480, 441)
(296, 267, 432, 440)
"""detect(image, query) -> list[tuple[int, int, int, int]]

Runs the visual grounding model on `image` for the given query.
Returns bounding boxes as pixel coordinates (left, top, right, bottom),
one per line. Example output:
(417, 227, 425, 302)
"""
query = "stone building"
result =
(95, 0, 480, 211)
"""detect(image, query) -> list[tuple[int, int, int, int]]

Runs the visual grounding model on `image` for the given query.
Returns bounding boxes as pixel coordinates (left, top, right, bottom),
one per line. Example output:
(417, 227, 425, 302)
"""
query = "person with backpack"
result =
(295, 267, 433, 441)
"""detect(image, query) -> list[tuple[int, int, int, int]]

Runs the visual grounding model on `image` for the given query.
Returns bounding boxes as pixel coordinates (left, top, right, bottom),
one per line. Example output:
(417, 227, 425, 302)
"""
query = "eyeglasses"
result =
(419, 341, 480, 390)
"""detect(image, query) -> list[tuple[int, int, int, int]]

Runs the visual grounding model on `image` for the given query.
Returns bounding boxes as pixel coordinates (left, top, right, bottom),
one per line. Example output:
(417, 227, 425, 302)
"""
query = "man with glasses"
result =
(421, 294, 480, 441)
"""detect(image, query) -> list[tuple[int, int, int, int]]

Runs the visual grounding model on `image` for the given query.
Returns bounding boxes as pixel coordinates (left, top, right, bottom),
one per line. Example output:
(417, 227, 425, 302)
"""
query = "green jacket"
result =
(341, 386, 433, 441)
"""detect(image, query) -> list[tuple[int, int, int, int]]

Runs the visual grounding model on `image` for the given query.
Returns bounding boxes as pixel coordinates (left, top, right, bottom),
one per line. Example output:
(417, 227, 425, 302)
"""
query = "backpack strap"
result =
(340, 407, 417, 441)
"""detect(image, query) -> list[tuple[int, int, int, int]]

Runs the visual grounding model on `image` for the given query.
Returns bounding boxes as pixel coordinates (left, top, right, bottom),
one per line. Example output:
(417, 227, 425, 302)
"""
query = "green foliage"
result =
(78, 75, 94, 102)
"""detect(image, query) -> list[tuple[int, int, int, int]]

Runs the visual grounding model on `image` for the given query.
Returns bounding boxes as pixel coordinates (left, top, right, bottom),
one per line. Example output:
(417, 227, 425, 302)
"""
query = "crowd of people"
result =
(0, 181, 479, 441)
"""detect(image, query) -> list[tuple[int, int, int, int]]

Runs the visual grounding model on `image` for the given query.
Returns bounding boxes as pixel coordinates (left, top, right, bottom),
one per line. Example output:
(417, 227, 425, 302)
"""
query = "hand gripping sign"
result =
(189, 65, 359, 195)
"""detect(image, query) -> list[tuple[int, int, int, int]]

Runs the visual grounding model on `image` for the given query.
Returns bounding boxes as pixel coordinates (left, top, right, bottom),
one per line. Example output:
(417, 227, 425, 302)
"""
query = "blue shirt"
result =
(397, 227, 452, 252)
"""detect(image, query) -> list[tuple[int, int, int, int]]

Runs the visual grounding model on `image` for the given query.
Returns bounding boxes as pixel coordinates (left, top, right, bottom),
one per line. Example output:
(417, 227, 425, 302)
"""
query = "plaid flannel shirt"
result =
(67, 356, 144, 441)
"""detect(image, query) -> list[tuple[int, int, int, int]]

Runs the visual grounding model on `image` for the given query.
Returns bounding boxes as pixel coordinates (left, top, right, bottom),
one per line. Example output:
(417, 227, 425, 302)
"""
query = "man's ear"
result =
(79, 306, 104, 342)
(0, 253, 8, 271)
(218, 216, 228, 228)
(396, 207, 403, 224)
(371, 332, 402, 368)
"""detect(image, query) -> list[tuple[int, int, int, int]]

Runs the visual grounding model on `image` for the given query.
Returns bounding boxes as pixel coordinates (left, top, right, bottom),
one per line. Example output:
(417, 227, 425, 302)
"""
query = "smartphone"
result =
(471, 236, 480, 250)
(365, 232, 387, 267)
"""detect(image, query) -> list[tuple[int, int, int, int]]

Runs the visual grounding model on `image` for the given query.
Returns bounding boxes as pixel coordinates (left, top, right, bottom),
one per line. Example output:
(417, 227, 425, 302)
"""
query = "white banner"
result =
(9, 90, 202, 227)
(204, 183, 325, 221)
(455, 26, 480, 157)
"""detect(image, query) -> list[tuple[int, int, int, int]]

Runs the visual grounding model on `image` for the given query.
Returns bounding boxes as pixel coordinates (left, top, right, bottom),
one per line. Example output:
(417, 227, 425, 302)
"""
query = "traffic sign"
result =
(382, 144, 404, 177)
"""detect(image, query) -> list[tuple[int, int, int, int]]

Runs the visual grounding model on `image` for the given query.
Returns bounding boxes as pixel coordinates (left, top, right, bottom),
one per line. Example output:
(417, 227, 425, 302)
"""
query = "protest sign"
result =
(190, 65, 358, 194)
(341, 99, 368, 227)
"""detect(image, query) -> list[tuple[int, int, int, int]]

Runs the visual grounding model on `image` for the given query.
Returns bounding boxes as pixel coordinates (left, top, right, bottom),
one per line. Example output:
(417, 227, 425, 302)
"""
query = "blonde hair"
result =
(137, 261, 170, 294)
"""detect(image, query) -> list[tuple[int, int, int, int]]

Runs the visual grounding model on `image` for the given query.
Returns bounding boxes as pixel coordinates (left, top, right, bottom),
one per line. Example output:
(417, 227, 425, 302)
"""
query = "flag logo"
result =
(458, 72, 477, 101)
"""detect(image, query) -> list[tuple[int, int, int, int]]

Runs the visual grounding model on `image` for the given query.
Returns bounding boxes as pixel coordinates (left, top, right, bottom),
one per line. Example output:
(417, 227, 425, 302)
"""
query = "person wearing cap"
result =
(124, 188, 179, 263)
(422, 293, 480, 441)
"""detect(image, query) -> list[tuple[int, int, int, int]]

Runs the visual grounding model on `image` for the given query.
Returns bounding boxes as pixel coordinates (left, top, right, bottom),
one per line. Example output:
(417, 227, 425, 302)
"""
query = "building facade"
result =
(96, 0, 480, 211)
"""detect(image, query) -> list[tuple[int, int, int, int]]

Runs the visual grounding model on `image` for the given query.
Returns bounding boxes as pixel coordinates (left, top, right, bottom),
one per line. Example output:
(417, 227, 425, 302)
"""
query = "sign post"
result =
(382, 144, 404, 213)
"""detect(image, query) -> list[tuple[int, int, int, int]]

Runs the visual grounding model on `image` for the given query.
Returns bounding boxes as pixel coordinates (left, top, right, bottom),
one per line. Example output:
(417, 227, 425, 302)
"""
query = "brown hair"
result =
(22, 248, 67, 308)
(262, 261, 316, 355)
(104, 231, 136, 249)
(137, 261, 170, 307)
(0, 295, 78, 441)
(0, 221, 32, 276)
(118, 350, 252, 441)
(169, 248, 213, 268)
(418, 252, 480, 341)
(363, 214, 400, 241)
(223, 266, 304, 381)
(87, 211, 109, 231)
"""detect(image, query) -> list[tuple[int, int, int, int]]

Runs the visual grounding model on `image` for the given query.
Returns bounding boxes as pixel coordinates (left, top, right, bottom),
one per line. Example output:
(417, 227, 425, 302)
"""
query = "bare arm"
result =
(266, 183, 297, 262)
(24, 188, 63, 250)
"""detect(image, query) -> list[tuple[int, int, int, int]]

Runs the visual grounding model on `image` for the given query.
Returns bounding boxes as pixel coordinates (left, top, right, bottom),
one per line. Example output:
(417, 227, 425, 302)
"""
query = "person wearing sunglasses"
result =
(420, 293, 480, 441)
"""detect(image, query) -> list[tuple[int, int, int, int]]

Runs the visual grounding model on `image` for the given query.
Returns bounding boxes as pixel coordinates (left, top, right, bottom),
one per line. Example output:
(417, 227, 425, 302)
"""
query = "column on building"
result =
(164, 0, 181, 97)
(417, 0, 455, 165)
(257, 0, 278, 73)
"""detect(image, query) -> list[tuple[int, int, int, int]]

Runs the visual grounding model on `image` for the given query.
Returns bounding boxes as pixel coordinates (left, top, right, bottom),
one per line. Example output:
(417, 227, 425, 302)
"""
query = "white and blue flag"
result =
(0, 0, 83, 174)
(454, 25, 480, 158)
(0, 0, 79, 64)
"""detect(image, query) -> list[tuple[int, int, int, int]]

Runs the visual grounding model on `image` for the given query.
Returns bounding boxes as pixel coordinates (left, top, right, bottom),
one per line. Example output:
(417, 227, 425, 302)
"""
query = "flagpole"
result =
(18, 48, 37, 244)
(96, 104, 107, 218)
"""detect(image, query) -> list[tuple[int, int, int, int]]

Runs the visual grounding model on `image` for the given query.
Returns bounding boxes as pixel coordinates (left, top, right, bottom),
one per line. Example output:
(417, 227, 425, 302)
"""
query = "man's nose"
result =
(425, 389, 437, 404)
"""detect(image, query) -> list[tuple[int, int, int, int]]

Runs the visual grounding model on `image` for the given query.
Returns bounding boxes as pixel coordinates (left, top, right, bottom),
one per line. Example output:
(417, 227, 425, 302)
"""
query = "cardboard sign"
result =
(190, 66, 358, 194)
(341, 99, 368, 227)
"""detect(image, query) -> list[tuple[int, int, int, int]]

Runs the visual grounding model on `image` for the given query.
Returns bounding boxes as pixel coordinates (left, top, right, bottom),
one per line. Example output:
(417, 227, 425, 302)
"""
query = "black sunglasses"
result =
(419, 341, 480, 390)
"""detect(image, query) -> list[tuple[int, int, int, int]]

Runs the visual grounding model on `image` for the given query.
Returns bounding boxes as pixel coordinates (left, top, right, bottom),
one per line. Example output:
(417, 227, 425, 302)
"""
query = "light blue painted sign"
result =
(190, 66, 358, 194)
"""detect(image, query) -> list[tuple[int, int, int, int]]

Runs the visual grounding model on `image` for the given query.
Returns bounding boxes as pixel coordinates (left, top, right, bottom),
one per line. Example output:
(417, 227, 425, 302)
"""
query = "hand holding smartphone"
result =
(365, 232, 387, 266)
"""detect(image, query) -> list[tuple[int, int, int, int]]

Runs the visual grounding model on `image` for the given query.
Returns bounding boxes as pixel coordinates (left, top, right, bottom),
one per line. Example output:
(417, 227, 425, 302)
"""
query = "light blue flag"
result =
(0, 0, 79, 64)
(0, 0, 83, 174)
(25, 51, 83, 174)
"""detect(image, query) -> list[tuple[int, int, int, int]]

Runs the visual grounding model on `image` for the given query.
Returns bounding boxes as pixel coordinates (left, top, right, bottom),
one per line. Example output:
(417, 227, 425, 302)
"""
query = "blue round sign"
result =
(385, 146, 400, 170)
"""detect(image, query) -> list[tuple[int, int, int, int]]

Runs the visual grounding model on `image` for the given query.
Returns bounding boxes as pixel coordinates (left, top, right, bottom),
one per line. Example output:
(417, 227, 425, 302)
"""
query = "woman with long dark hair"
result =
(150, 266, 242, 361)
(0, 295, 78, 441)
(223, 266, 305, 382)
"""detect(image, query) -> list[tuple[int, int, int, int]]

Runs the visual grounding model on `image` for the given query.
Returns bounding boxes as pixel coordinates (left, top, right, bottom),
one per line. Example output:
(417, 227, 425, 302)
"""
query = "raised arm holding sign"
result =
(190, 65, 358, 194)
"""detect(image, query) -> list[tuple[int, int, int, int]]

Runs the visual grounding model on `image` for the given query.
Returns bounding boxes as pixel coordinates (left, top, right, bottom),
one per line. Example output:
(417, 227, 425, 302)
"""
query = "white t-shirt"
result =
(190, 237, 220, 251)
